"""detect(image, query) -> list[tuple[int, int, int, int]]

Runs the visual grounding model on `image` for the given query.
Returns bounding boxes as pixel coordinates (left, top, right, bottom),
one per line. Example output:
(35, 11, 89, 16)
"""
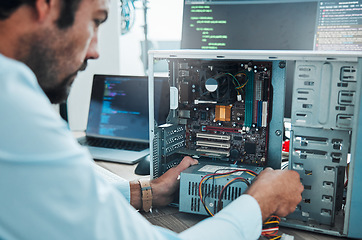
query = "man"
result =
(0, 0, 303, 239)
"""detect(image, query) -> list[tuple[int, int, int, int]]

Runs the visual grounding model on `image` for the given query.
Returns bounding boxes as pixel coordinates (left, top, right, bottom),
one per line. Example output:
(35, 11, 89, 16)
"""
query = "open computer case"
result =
(148, 50, 362, 238)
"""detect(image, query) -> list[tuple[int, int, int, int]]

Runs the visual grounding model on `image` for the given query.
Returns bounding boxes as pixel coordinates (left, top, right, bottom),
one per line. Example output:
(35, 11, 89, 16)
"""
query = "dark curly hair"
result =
(0, 0, 82, 29)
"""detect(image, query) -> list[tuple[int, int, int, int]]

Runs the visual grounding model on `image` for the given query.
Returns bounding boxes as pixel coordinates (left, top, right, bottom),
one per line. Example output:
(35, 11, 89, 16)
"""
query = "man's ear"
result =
(33, 0, 52, 22)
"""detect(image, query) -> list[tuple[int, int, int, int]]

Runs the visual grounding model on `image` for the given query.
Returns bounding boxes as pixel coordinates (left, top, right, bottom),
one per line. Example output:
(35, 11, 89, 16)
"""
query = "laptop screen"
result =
(86, 75, 169, 142)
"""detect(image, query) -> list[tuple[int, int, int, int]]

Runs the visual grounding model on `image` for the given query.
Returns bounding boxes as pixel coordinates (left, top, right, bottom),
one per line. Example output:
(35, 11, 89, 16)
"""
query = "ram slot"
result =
(253, 77, 262, 124)
(245, 71, 254, 127)
(257, 101, 262, 127)
(263, 74, 270, 101)
(262, 101, 268, 127)
(255, 78, 263, 101)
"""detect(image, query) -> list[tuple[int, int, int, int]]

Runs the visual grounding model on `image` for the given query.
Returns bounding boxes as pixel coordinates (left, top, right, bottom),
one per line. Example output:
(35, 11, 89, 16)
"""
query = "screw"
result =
(279, 61, 286, 69)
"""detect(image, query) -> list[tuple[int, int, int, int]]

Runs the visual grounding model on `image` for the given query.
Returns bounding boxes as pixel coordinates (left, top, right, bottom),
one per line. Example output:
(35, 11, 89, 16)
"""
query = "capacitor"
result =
(230, 149, 240, 160)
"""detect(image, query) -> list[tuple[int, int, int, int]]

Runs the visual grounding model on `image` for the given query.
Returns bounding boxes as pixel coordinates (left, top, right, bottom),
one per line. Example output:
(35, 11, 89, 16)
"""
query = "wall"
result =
(67, 0, 122, 131)
(119, 0, 183, 75)
(67, 0, 183, 131)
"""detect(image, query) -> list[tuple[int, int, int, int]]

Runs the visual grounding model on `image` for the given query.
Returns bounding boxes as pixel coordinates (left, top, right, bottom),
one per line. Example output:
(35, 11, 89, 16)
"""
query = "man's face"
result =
(19, 0, 109, 103)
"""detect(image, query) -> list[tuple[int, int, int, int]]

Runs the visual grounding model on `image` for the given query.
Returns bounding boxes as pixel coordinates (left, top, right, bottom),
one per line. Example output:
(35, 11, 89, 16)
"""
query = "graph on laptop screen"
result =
(181, 0, 362, 117)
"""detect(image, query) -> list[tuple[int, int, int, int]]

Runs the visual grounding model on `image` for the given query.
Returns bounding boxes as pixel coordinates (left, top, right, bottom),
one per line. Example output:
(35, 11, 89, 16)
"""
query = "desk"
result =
(95, 160, 352, 240)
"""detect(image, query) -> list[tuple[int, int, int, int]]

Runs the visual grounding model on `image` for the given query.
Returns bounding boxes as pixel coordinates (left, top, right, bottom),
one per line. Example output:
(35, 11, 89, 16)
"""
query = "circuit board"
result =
(170, 59, 273, 166)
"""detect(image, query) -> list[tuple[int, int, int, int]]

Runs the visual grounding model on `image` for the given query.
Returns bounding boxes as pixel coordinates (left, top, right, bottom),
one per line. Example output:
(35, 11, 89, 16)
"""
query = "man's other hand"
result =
(151, 156, 198, 207)
(246, 168, 304, 221)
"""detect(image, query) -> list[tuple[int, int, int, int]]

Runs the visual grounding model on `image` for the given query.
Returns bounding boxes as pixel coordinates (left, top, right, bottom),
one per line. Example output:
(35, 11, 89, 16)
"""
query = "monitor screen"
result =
(181, 0, 362, 117)
(181, 0, 317, 50)
(316, 1, 362, 51)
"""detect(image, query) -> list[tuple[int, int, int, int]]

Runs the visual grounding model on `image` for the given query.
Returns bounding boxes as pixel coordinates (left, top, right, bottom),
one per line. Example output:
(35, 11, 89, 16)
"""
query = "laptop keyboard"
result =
(83, 137, 148, 151)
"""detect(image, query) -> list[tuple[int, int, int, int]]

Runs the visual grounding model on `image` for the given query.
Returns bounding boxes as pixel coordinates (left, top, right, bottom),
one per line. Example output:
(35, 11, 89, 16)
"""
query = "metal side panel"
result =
(291, 61, 357, 130)
(288, 126, 349, 226)
(346, 58, 362, 239)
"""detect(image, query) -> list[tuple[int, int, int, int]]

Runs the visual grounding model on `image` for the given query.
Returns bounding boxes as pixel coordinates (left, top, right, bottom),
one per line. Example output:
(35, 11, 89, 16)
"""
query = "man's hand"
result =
(151, 156, 198, 207)
(246, 168, 304, 221)
(129, 156, 198, 210)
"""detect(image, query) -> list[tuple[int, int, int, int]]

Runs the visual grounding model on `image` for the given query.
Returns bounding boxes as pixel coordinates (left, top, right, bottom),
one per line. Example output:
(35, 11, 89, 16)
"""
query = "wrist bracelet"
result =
(138, 178, 152, 212)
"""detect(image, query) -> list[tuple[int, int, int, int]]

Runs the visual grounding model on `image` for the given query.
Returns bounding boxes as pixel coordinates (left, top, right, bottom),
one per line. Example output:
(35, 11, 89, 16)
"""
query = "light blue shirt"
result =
(0, 54, 262, 240)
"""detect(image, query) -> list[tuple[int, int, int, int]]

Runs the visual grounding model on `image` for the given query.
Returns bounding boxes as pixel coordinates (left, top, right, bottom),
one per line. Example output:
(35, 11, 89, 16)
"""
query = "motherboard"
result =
(168, 59, 273, 166)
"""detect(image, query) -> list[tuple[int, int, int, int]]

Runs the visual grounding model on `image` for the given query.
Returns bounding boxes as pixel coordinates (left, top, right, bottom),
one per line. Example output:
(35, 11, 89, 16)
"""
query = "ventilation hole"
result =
(304, 199, 311, 204)
(302, 104, 313, 109)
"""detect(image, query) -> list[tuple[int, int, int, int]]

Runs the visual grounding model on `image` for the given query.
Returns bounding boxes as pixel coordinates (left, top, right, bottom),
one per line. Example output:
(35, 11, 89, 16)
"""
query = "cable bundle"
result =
(198, 168, 258, 216)
(198, 168, 281, 239)
(261, 215, 281, 240)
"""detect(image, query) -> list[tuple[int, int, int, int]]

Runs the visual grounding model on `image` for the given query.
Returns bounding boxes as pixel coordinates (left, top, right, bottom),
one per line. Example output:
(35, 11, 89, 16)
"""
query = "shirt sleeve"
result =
(180, 194, 262, 240)
(0, 54, 262, 240)
(93, 163, 131, 202)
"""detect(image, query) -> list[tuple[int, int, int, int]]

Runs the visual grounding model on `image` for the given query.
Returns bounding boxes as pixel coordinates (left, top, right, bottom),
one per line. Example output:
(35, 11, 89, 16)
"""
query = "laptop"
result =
(78, 74, 169, 164)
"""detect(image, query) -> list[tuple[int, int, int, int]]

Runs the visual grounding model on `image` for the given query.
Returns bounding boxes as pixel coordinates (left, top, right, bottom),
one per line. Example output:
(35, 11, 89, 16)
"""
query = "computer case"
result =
(148, 50, 362, 238)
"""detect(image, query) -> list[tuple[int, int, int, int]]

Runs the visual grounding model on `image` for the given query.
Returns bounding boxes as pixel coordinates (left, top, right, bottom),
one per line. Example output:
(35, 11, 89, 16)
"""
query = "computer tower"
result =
(148, 50, 362, 238)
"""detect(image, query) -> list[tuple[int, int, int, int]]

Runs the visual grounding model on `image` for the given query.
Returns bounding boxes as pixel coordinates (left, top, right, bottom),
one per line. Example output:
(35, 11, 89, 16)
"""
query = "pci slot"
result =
(204, 126, 242, 133)
(196, 141, 230, 149)
(196, 148, 230, 157)
(196, 133, 231, 141)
